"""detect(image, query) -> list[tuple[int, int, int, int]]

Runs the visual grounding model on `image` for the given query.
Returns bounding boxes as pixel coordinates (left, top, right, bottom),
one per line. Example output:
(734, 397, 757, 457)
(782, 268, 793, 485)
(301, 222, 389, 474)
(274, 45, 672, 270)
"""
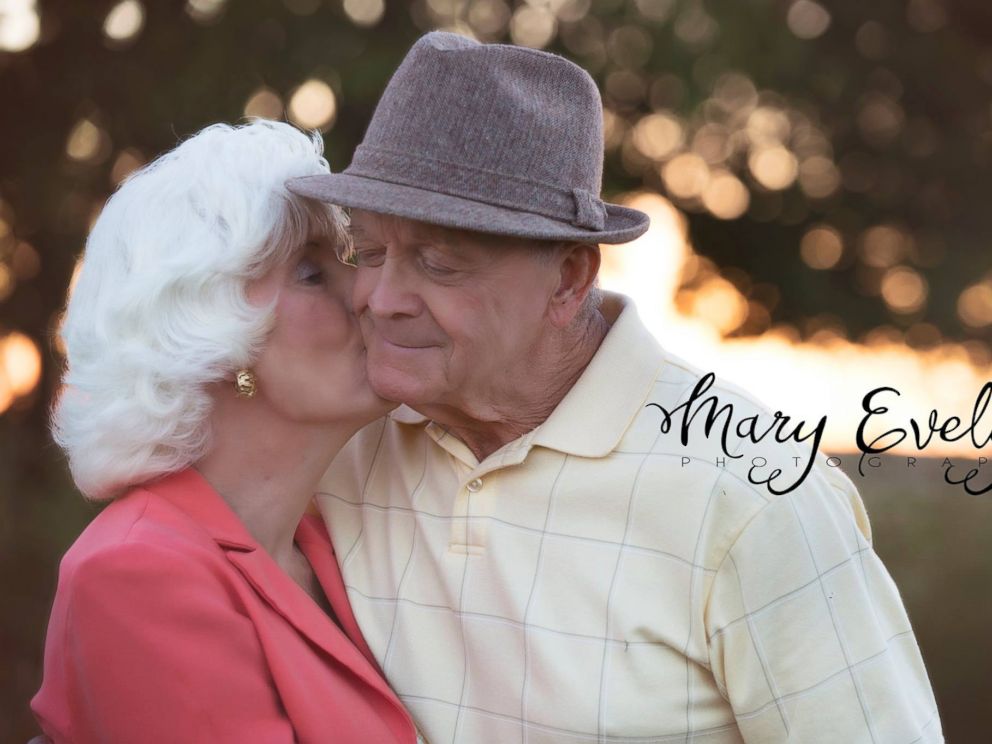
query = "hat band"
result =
(345, 145, 608, 232)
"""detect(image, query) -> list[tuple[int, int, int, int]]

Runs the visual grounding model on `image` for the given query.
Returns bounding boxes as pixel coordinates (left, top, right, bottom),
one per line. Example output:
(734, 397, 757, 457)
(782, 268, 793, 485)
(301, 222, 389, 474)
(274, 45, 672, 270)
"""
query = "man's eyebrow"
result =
(350, 227, 378, 243)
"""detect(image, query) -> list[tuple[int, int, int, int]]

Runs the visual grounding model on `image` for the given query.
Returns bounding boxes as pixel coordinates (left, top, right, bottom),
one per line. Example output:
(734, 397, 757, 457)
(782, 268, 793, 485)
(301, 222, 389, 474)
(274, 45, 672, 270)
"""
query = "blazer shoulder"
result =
(58, 486, 227, 582)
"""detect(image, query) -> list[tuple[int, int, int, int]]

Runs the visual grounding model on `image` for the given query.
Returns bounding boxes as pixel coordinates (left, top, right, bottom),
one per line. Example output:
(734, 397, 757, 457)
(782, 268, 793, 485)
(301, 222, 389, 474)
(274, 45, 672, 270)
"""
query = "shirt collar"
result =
(529, 291, 667, 457)
(390, 291, 667, 460)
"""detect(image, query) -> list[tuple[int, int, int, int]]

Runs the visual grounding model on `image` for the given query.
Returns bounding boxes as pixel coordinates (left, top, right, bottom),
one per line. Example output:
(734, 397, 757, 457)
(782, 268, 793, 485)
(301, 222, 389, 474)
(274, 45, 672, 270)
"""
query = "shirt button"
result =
(467, 478, 483, 492)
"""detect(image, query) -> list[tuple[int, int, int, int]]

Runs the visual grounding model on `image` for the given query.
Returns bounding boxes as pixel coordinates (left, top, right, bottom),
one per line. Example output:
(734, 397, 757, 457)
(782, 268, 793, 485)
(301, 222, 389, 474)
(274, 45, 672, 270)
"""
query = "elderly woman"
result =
(30, 121, 418, 743)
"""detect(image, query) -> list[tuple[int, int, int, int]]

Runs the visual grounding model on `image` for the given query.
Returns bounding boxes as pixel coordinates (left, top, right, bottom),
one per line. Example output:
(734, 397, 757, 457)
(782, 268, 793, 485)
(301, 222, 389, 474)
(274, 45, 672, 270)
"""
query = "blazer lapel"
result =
(223, 547, 400, 703)
(294, 515, 391, 670)
(144, 468, 399, 704)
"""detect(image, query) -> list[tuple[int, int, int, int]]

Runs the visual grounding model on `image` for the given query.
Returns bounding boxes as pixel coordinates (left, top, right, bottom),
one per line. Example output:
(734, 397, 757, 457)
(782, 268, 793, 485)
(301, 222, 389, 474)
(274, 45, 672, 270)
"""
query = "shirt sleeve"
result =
(704, 466, 943, 743)
(54, 540, 296, 744)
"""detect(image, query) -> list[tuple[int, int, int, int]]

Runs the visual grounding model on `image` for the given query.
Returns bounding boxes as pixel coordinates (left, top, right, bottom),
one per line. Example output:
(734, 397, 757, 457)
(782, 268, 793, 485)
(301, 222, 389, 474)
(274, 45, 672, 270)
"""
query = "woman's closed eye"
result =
(295, 256, 325, 285)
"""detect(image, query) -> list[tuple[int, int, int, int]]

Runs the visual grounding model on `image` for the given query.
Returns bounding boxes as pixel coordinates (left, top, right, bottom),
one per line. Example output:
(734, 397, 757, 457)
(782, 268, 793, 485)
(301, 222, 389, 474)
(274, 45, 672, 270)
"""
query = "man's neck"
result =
(418, 309, 612, 463)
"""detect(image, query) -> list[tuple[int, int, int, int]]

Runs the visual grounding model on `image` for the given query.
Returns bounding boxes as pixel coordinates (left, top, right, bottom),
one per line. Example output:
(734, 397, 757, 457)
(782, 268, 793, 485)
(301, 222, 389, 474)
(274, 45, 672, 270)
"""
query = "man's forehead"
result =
(351, 209, 506, 250)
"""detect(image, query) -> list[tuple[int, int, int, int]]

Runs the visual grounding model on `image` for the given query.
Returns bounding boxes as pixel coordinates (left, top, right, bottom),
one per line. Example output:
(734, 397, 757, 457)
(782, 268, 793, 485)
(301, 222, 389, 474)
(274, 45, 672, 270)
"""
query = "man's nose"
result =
(357, 258, 422, 319)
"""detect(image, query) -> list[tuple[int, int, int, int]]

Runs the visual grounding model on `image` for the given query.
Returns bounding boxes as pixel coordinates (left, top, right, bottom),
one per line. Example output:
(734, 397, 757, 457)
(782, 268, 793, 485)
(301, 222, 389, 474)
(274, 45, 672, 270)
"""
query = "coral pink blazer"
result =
(31, 467, 416, 744)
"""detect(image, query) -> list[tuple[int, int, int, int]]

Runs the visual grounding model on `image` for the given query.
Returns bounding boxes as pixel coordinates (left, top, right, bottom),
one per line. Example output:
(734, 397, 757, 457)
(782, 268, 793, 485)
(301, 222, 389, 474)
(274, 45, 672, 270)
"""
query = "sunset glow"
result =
(601, 193, 992, 459)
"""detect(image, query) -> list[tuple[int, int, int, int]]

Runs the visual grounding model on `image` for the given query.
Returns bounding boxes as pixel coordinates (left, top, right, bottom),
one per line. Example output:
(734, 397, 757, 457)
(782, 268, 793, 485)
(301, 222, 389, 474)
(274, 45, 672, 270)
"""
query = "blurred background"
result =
(2, 0, 991, 740)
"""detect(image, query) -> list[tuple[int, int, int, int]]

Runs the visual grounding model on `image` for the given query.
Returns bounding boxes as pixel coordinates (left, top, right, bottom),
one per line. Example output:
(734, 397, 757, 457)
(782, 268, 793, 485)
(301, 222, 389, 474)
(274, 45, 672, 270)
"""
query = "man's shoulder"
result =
(617, 348, 870, 549)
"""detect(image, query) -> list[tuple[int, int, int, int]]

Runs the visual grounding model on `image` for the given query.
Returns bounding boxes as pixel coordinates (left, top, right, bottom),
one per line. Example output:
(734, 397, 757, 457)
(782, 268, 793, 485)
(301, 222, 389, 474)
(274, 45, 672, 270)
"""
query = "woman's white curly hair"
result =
(52, 119, 348, 500)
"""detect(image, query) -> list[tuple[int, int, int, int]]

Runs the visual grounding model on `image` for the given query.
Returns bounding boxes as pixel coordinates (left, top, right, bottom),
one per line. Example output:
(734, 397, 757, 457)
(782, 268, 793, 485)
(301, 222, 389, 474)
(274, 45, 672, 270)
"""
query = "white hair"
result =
(52, 119, 347, 500)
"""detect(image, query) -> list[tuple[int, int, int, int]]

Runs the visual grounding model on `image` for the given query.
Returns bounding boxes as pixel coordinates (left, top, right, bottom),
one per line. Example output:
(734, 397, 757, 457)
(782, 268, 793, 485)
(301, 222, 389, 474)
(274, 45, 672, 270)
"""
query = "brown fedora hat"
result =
(287, 31, 649, 244)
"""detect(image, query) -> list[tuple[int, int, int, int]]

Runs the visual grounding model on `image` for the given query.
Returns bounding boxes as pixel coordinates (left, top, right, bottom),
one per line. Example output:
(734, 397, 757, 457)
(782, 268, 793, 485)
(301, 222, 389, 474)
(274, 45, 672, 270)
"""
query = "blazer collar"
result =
(142, 468, 403, 711)
(143, 467, 259, 551)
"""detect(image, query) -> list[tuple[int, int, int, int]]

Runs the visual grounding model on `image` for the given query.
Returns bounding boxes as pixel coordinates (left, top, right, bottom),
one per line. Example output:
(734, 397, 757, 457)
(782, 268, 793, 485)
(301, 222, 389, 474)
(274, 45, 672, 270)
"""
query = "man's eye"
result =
(421, 259, 455, 276)
(354, 248, 386, 267)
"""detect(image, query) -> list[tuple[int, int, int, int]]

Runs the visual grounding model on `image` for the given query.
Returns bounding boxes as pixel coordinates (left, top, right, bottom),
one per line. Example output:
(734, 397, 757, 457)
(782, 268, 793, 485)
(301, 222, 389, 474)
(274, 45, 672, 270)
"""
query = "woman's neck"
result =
(195, 392, 359, 570)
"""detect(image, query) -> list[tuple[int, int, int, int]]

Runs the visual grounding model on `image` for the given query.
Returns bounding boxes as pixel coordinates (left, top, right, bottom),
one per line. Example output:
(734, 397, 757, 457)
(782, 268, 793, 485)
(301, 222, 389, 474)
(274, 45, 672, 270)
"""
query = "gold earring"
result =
(234, 369, 257, 398)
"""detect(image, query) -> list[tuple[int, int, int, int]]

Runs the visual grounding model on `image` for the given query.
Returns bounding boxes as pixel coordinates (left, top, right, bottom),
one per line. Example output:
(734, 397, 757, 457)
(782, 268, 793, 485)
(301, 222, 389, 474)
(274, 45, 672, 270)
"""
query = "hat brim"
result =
(286, 173, 650, 245)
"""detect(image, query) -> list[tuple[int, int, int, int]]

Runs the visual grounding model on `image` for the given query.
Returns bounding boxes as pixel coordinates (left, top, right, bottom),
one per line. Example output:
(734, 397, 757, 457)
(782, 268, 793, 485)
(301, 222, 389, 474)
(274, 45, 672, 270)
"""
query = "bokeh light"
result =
(0, 0, 40, 53)
(957, 283, 992, 328)
(103, 0, 145, 45)
(906, 0, 947, 33)
(662, 152, 710, 200)
(748, 145, 799, 190)
(630, 112, 683, 160)
(110, 148, 145, 185)
(186, 0, 227, 24)
(0, 331, 43, 414)
(343, 0, 385, 27)
(798, 156, 840, 199)
(860, 224, 909, 268)
(11, 241, 40, 279)
(510, 5, 556, 49)
(800, 225, 844, 269)
(880, 266, 928, 314)
(787, 1, 831, 40)
(0, 263, 14, 301)
(467, 0, 511, 37)
(701, 170, 749, 219)
(287, 80, 336, 130)
(634, 0, 676, 24)
(66, 119, 112, 164)
(244, 87, 284, 120)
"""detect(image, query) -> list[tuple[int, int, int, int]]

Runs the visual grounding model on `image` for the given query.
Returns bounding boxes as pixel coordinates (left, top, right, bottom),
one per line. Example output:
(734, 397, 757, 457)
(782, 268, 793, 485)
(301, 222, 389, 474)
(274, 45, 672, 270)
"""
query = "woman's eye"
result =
(295, 258, 325, 285)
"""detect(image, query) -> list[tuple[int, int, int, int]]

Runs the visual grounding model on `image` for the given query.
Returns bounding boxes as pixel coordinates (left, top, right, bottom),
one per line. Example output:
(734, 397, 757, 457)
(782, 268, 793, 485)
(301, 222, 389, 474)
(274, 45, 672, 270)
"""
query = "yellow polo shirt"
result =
(317, 292, 942, 743)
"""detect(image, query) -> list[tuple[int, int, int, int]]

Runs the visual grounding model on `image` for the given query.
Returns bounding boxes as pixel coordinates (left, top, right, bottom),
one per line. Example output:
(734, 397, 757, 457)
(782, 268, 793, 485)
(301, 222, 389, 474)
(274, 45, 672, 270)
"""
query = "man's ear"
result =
(548, 243, 601, 328)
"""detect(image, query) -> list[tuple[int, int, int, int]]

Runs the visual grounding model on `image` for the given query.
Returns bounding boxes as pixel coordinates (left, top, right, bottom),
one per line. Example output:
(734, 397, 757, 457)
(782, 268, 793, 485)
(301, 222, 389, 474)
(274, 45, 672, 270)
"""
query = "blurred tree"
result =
(2, 0, 991, 741)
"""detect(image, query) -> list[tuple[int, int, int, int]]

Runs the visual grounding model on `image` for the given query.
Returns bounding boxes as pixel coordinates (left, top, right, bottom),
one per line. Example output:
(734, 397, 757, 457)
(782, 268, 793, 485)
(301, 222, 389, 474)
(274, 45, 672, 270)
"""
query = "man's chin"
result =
(366, 366, 433, 407)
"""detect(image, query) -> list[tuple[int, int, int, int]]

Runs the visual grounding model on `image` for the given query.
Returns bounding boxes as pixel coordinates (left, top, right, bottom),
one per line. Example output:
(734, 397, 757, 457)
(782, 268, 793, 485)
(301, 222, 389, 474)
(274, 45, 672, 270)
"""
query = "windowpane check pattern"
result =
(317, 292, 943, 744)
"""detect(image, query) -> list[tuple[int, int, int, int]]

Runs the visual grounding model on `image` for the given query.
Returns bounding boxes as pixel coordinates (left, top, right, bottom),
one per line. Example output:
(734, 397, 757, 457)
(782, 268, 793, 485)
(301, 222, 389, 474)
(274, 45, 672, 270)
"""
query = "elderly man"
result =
(288, 32, 942, 743)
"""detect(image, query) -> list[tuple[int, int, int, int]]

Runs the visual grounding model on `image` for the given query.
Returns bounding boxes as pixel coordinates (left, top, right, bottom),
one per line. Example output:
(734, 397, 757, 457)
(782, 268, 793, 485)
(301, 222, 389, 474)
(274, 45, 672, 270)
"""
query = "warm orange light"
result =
(510, 5, 556, 49)
(748, 145, 798, 190)
(0, 263, 14, 301)
(103, 0, 145, 43)
(787, 0, 832, 40)
(631, 112, 684, 161)
(287, 80, 337, 131)
(600, 192, 992, 458)
(881, 266, 928, 314)
(746, 107, 791, 145)
(662, 153, 710, 199)
(343, 0, 385, 27)
(798, 155, 841, 199)
(110, 148, 145, 185)
(0, 371, 12, 414)
(1, 332, 42, 398)
(860, 224, 910, 268)
(244, 87, 284, 120)
(66, 118, 112, 164)
(691, 277, 749, 335)
(957, 283, 992, 328)
(701, 170, 749, 219)
(800, 225, 844, 269)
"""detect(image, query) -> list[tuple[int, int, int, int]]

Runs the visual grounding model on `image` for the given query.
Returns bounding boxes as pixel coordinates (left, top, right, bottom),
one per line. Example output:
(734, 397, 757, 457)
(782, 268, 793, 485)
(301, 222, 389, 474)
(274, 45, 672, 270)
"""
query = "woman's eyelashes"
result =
(295, 256, 325, 286)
